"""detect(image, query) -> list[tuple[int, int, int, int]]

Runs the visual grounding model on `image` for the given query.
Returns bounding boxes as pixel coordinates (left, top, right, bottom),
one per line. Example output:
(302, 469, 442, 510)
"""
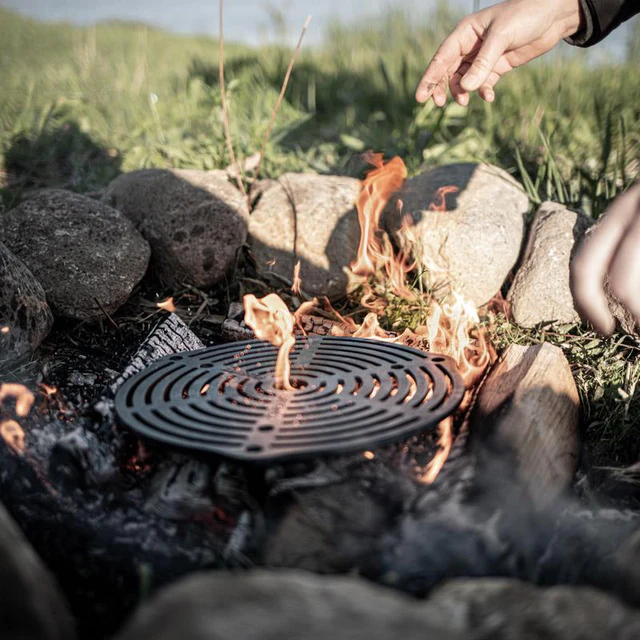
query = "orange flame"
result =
(0, 383, 35, 418)
(157, 297, 177, 312)
(428, 185, 459, 212)
(350, 153, 407, 277)
(243, 293, 295, 390)
(0, 419, 25, 455)
(344, 154, 494, 483)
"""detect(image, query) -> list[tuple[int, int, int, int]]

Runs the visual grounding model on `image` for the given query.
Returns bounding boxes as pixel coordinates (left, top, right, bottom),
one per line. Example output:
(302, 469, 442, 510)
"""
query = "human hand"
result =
(416, 0, 582, 106)
(571, 183, 640, 336)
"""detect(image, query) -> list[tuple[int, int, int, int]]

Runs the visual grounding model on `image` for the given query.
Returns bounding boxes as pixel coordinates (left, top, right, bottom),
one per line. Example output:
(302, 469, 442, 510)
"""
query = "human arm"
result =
(415, 0, 640, 106)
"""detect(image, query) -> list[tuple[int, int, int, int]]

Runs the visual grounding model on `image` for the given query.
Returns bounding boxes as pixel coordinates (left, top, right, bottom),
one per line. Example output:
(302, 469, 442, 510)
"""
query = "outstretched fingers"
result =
(460, 25, 511, 92)
(416, 22, 471, 103)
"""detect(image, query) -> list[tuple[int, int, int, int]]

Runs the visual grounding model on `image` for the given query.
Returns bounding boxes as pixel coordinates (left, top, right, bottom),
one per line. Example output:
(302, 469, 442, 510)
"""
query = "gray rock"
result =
(507, 202, 592, 327)
(264, 483, 387, 573)
(386, 163, 528, 307)
(0, 500, 76, 640)
(0, 189, 150, 320)
(116, 570, 465, 640)
(0, 242, 53, 370)
(249, 173, 361, 299)
(103, 169, 249, 289)
(426, 578, 640, 640)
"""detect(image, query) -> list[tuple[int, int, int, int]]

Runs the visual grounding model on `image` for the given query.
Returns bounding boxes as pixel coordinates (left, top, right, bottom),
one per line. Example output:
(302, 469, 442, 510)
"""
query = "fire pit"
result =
(115, 336, 465, 462)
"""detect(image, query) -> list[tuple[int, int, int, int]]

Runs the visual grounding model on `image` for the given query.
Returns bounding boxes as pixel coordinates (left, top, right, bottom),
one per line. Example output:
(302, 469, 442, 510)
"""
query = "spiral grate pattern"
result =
(115, 336, 465, 463)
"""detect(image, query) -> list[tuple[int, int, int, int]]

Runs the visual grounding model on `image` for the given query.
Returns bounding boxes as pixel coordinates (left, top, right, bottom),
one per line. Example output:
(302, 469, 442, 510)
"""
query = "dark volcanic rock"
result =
(248, 174, 361, 299)
(427, 578, 640, 640)
(386, 163, 528, 307)
(0, 241, 53, 371)
(0, 500, 75, 640)
(103, 169, 249, 289)
(115, 570, 465, 640)
(0, 189, 150, 320)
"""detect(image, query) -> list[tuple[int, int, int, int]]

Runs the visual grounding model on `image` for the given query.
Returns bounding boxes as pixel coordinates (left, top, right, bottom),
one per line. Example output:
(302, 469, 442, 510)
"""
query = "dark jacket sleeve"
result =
(566, 0, 640, 47)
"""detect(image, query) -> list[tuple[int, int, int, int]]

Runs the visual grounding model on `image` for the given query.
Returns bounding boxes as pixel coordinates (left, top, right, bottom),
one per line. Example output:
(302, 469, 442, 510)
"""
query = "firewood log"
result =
(470, 343, 580, 508)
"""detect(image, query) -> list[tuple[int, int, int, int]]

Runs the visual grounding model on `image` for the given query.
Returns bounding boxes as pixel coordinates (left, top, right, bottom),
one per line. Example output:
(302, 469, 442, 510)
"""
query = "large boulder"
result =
(386, 163, 528, 307)
(0, 189, 150, 321)
(0, 501, 76, 640)
(115, 570, 464, 640)
(248, 174, 361, 299)
(507, 202, 592, 327)
(103, 169, 249, 289)
(427, 578, 640, 640)
(0, 242, 53, 371)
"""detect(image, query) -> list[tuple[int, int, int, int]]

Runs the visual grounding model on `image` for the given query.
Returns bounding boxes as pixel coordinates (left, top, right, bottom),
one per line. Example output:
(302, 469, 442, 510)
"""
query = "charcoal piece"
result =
(49, 427, 116, 489)
(145, 456, 213, 520)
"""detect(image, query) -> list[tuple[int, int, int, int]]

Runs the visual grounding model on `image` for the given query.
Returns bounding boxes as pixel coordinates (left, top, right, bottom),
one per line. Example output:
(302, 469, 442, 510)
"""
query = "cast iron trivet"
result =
(115, 336, 465, 463)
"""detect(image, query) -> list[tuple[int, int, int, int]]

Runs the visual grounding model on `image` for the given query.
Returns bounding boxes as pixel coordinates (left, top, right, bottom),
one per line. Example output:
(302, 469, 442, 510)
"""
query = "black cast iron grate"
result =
(115, 335, 465, 463)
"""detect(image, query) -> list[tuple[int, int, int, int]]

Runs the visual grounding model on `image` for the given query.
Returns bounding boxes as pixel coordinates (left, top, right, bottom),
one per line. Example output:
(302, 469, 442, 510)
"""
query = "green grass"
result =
(0, 6, 639, 467)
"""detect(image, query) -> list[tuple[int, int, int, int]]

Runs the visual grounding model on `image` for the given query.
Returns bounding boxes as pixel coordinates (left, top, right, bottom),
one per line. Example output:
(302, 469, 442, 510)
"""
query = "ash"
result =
(1, 314, 639, 640)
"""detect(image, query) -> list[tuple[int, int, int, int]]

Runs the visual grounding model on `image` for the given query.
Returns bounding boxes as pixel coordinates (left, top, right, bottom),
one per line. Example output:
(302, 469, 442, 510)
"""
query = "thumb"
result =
(461, 28, 508, 92)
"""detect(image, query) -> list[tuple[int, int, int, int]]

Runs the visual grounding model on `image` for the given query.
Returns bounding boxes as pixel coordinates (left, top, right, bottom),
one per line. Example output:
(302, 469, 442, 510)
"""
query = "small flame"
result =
(40, 384, 57, 397)
(292, 261, 302, 296)
(0, 419, 25, 455)
(243, 293, 296, 390)
(157, 297, 177, 312)
(363, 450, 375, 460)
(428, 186, 459, 212)
(0, 326, 9, 334)
(0, 383, 35, 417)
(350, 153, 407, 277)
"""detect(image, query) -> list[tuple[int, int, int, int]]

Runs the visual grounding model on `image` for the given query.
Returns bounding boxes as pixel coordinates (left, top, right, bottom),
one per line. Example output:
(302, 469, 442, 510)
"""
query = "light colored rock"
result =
(0, 189, 150, 321)
(0, 242, 53, 371)
(103, 169, 249, 289)
(0, 500, 76, 640)
(386, 163, 528, 307)
(248, 174, 361, 299)
(508, 202, 592, 327)
(116, 570, 465, 640)
(427, 578, 640, 640)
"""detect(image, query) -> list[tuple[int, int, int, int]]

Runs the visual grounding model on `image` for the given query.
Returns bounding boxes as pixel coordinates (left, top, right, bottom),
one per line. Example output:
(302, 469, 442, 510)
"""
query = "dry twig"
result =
(219, 0, 249, 200)
(250, 15, 312, 196)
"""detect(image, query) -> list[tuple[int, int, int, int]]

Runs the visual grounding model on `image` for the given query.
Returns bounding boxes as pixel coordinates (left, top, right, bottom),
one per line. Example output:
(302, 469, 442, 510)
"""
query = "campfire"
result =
(227, 153, 494, 482)
(1, 151, 637, 640)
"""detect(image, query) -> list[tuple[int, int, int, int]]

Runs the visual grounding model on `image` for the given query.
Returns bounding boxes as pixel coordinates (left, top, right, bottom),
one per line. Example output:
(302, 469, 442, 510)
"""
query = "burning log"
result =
(469, 343, 580, 508)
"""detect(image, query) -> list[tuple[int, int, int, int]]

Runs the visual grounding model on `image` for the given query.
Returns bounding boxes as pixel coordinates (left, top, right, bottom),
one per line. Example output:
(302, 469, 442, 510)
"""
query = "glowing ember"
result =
(40, 384, 57, 397)
(0, 383, 35, 417)
(0, 419, 25, 455)
(293, 297, 319, 334)
(363, 450, 375, 460)
(157, 297, 177, 312)
(292, 261, 302, 296)
(0, 326, 9, 334)
(243, 293, 296, 390)
(350, 152, 407, 277)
